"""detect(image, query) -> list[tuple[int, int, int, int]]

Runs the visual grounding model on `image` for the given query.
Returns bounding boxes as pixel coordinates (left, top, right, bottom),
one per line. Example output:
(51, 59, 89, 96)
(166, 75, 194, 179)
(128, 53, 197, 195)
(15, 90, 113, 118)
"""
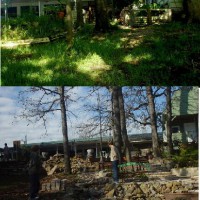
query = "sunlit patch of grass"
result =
(74, 53, 113, 83)
(123, 54, 135, 62)
(76, 53, 111, 72)
(37, 57, 54, 66)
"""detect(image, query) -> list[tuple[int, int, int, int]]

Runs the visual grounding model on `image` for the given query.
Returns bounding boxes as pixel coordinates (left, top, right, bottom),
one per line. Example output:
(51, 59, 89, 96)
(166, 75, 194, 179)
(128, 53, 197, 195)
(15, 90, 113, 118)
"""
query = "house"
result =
(19, 132, 162, 159)
(163, 86, 199, 144)
(1, 0, 95, 18)
(1, 0, 183, 19)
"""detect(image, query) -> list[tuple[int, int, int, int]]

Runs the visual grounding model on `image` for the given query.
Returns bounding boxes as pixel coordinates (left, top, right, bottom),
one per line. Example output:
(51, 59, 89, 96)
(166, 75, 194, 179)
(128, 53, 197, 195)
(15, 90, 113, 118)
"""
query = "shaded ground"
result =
(0, 172, 105, 200)
(0, 174, 73, 200)
(0, 170, 198, 200)
(0, 175, 29, 200)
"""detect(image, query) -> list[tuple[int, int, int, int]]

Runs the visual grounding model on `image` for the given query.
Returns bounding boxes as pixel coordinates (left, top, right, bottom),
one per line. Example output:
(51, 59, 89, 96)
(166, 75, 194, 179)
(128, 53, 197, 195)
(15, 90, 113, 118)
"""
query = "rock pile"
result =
(42, 154, 99, 175)
(104, 178, 198, 200)
(42, 154, 64, 175)
(71, 156, 99, 174)
(41, 169, 198, 200)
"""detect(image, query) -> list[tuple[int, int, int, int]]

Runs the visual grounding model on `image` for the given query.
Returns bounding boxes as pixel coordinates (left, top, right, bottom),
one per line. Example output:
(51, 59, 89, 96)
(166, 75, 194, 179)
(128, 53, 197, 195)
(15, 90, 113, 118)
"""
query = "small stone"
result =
(106, 189, 115, 198)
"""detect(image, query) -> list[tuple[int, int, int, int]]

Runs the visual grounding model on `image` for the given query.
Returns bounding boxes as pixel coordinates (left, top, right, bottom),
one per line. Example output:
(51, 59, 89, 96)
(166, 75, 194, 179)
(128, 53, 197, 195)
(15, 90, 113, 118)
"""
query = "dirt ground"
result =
(0, 173, 101, 200)
(0, 175, 29, 200)
(0, 174, 72, 200)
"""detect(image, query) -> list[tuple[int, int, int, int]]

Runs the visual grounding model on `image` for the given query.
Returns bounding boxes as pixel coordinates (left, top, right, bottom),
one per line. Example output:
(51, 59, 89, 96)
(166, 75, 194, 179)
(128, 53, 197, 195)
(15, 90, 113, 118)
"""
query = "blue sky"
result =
(0, 87, 85, 148)
(0, 86, 156, 149)
(0, 87, 112, 148)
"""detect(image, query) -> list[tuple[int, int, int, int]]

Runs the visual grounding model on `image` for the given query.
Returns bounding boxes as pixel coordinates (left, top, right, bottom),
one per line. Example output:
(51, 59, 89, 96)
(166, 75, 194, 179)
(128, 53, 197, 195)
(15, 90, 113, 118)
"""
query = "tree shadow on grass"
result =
(1, 23, 200, 85)
(1, 44, 96, 86)
(80, 24, 200, 86)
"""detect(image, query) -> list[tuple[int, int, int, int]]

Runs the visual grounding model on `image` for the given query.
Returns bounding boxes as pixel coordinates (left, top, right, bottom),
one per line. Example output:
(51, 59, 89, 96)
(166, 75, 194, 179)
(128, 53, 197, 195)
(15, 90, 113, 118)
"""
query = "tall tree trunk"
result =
(166, 86, 173, 155)
(146, 86, 160, 157)
(95, 0, 110, 32)
(65, 0, 73, 44)
(58, 86, 71, 174)
(147, 7, 152, 25)
(97, 92, 103, 161)
(110, 87, 122, 159)
(118, 87, 131, 162)
(76, 0, 84, 27)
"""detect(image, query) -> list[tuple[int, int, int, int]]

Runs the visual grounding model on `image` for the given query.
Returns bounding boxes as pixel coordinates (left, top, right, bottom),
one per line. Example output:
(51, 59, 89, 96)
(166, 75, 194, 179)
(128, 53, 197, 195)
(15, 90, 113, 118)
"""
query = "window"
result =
(8, 7, 17, 17)
(1, 8, 5, 17)
(172, 126, 180, 133)
(21, 6, 39, 16)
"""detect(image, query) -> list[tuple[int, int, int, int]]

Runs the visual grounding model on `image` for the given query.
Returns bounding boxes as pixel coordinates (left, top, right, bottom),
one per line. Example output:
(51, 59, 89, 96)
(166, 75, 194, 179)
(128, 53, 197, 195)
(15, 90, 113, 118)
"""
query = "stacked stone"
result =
(71, 156, 99, 174)
(40, 172, 198, 199)
(41, 178, 67, 191)
(105, 179, 198, 199)
(43, 154, 65, 175)
(43, 154, 99, 175)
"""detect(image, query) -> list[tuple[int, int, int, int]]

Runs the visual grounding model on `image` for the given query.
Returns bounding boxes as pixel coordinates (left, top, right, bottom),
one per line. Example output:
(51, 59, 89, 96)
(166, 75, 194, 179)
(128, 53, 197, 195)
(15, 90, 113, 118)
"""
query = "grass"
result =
(1, 22, 200, 85)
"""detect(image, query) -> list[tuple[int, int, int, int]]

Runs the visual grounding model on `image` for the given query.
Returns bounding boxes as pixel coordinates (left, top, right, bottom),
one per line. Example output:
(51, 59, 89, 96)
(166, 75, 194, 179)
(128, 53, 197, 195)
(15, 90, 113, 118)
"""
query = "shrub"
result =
(1, 14, 66, 41)
(172, 143, 198, 168)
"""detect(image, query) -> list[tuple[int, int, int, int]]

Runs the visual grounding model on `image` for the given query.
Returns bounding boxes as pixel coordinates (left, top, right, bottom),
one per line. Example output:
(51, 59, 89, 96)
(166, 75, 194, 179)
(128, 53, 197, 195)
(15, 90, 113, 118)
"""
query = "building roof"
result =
(24, 132, 163, 147)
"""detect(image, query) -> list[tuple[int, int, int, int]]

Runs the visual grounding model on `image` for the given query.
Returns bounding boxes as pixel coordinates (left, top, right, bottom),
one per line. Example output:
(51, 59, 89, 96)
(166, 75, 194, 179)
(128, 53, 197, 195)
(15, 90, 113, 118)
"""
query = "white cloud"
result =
(0, 97, 15, 114)
(0, 87, 91, 148)
(0, 86, 152, 149)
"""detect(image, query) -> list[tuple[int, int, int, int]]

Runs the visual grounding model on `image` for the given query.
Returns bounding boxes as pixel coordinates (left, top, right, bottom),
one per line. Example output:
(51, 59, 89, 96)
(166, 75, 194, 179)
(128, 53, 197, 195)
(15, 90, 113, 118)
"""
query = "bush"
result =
(172, 143, 198, 168)
(1, 14, 66, 41)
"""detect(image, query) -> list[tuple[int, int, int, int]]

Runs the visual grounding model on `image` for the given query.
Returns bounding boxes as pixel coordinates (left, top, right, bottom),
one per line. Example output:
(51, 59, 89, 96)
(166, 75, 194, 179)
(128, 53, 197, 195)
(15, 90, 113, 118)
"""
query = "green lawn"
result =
(1, 22, 200, 86)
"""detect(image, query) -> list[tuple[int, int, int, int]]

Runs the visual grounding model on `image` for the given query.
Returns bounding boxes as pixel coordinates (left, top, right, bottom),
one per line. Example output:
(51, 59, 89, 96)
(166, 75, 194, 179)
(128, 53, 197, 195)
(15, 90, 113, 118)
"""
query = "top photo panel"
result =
(1, 0, 200, 86)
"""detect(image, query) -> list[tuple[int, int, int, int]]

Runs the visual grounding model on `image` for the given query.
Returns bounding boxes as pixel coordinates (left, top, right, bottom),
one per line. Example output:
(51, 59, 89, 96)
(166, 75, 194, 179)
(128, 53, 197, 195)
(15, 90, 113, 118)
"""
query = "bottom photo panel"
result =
(0, 86, 199, 200)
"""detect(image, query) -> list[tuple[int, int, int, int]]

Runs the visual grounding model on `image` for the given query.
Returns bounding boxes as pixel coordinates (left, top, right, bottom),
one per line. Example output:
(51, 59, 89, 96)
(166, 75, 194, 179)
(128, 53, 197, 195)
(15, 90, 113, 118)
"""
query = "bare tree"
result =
(165, 86, 173, 155)
(109, 87, 122, 159)
(124, 87, 164, 129)
(76, 87, 112, 138)
(146, 86, 160, 157)
(117, 87, 131, 162)
(58, 86, 71, 174)
(77, 87, 131, 161)
(18, 86, 73, 174)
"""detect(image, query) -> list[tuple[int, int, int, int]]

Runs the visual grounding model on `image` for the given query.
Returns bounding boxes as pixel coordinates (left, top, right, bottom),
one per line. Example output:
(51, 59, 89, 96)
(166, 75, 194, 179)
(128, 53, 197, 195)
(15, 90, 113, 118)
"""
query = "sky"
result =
(0, 87, 88, 148)
(0, 86, 157, 149)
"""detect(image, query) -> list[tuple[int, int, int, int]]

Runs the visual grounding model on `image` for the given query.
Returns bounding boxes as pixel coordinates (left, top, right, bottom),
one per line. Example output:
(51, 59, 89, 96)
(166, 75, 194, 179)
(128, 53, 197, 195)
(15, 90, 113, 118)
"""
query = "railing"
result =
(129, 9, 172, 26)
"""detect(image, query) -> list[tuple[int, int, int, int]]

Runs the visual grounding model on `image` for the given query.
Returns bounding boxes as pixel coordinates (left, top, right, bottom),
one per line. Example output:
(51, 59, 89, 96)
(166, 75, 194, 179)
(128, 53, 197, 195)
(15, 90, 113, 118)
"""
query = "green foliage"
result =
(172, 144, 198, 168)
(1, 14, 65, 41)
(44, 4, 65, 13)
(140, 3, 160, 9)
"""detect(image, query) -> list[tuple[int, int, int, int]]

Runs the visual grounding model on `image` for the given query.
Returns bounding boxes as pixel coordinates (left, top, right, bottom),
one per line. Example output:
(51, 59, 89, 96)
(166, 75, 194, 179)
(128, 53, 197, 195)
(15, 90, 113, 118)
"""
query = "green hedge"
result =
(172, 143, 198, 167)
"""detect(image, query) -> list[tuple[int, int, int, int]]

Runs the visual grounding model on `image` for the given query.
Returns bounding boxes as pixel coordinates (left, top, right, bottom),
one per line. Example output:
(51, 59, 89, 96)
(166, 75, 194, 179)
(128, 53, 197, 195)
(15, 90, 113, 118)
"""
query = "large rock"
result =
(171, 167, 198, 177)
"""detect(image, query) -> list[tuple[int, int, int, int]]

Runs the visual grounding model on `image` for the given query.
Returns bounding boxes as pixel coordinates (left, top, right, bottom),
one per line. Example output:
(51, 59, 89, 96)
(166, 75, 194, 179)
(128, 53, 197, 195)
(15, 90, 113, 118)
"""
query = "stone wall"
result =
(41, 176, 198, 200)
(105, 178, 198, 199)
(41, 178, 67, 191)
